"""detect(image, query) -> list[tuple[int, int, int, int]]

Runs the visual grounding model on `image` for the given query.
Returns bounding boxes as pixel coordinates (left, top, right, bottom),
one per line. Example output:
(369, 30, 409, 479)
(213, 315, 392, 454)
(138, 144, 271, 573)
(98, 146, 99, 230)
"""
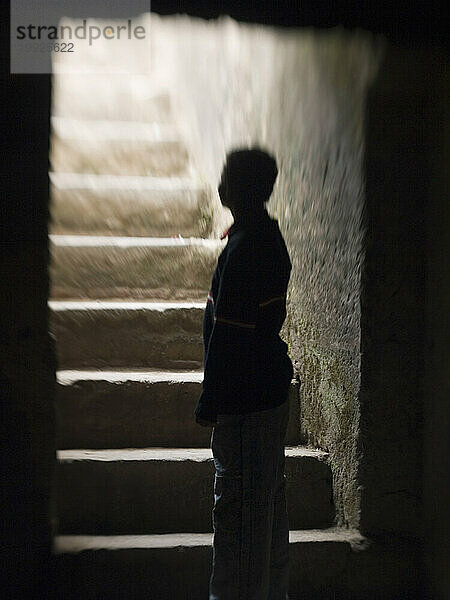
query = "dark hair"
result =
(224, 147, 278, 206)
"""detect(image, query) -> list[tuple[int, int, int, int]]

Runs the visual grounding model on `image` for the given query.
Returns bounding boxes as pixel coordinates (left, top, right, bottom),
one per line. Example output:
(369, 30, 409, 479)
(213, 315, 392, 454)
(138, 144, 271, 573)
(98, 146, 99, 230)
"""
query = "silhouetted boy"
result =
(194, 147, 293, 600)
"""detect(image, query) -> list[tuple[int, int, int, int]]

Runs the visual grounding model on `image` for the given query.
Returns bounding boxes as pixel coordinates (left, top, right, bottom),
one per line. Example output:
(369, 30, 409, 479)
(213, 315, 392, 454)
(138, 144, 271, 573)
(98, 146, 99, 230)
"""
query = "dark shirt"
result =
(193, 209, 294, 423)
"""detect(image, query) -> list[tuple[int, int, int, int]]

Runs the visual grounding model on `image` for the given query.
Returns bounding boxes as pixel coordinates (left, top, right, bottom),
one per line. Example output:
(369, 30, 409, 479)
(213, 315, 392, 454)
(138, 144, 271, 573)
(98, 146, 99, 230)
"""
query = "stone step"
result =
(55, 447, 335, 535)
(51, 138, 190, 178)
(49, 174, 211, 237)
(52, 74, 173, 122)
(55, 370, 302, 449)
(53, 529, 376, 600)
(49, 172, 204, 191)
(50, 118, 190, 177)
(51, 117, 178, 142)
(49, 301, 205, 369)
(49, 235, 223, 300)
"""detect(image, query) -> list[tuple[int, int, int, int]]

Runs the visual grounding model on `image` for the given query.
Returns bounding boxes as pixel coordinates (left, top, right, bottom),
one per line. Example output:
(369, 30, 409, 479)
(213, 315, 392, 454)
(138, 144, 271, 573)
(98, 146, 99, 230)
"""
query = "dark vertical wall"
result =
(423, 52, 450, 600)
(1, 9, 56, 597)
(359, 46, 431, 544)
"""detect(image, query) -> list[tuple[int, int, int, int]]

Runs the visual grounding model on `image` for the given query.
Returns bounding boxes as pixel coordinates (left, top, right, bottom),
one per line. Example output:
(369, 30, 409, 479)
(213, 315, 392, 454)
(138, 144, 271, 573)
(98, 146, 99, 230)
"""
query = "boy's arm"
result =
(194, 242, 260, 423)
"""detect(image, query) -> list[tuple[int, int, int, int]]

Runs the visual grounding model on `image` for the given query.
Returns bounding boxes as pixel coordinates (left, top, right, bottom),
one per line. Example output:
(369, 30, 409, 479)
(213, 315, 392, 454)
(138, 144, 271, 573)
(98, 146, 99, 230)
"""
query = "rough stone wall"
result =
(152, 15, 381, 528)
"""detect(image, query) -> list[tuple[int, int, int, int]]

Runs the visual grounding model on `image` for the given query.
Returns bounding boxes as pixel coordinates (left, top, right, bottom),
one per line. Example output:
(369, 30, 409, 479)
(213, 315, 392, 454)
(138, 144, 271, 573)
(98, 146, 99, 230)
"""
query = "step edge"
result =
(53, 527, 365, 553)
(56, 369, 205, 385)
(55, 371, 298, 389)
(49, 300, 207, 311)
(49, 234, 223, 248)
(56, 446, 328, 463)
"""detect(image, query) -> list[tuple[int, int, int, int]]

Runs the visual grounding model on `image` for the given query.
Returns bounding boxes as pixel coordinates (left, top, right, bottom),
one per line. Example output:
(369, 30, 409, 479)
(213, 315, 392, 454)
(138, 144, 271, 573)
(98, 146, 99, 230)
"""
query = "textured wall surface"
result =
(152, 15, 381, 528)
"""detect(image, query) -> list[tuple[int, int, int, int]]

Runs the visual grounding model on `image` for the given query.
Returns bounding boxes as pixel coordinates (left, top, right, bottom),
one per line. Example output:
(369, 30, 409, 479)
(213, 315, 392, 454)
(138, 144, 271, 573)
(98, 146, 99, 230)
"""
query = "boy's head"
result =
(218, 147, 278, 211)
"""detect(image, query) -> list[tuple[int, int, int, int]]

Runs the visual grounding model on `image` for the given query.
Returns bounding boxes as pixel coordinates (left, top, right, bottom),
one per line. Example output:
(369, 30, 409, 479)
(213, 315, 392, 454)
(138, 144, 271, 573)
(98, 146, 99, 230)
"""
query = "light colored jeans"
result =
(209, 398, 290, 600)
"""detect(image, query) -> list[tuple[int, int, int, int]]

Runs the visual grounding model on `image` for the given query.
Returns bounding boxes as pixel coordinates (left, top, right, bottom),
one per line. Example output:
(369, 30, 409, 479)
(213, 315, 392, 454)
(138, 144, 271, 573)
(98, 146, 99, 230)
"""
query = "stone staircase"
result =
(49, 31, 367, 600)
